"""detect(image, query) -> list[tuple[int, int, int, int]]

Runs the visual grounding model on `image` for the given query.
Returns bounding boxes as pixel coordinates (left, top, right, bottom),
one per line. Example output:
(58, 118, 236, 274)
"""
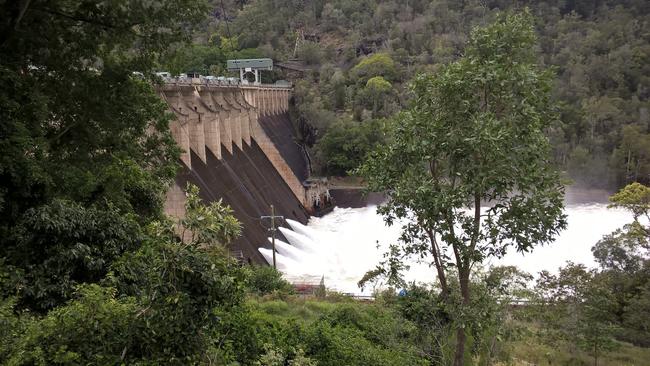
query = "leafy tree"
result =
(316, 118, 385, 176)
(535, 263, 619, 366)
(248, 265, 294, 295)
(4, 185, 248, 365)
(361, 76, 394, 117)
(592, 226, 648, 273)
(618, 125, 650, 184)
(610, 182, 650, 223)
(298, 41, 324, 65)
(0, 0, 209, 312)
(180, 183, 242, 247)
(350, 53, 398, 83)
(0, 200, 142, 312)
(590, 182, 650, 346)
(359, 11, 567, 365)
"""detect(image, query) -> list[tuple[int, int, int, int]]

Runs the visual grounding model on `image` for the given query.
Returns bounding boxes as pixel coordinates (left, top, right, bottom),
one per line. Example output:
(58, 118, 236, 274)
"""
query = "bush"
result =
(0, 298, 27, 362)
(5, 285, 137, 365)
(303, 317, 426, 366)
(298, 41, 324, 65)
(350, 53, 397, 83)
(1, 200, 142, 313)
(315, 118, 386, 176)
(248, 265, 294, 295)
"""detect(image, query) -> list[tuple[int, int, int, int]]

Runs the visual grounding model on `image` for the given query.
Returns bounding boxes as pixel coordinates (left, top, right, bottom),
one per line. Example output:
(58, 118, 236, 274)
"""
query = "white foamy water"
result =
(259, 191, 632, 295)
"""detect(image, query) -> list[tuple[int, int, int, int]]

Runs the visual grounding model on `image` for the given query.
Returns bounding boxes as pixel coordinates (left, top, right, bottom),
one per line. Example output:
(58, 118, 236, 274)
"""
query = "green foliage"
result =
(298, 41, 324, 65)
(0, 298, 26, 362)
(593, 225, 648, 272)
(211, 297, 430, 366)
(359, 11, 567, 365)
(180, 183, 242, 248)
(109, 240, 247, 363)
(0, 184, 248, 365)
(359, 76, 396, 117)
(534, 263, 621, 363)
(5, 285, 136, 366)
(163, 43, 227, 76)
(161, 35, 263, 77)
(1, 200, 142, 312)
(248, 265, 294, 296)
(0, 0, 212, 313)
(224, 0, 650, 189)
(610, 182, 650, 220)
(316, 118, 386, 176)
(589, 183, 650, 347)
(365, 76, 392, 92)
(350, 53, 397, 83)
(256, 344, 318, 366)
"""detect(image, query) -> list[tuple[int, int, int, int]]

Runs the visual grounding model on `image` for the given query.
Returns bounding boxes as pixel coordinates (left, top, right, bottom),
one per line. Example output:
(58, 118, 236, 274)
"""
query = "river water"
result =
(259, 187, 632, 294)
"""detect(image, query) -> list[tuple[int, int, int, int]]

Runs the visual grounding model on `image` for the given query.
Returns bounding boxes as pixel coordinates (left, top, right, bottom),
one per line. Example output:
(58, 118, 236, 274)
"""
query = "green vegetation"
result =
(359, 12, 567, 365)
(1, 1, 649, 365)
(180, 0, 649, 184)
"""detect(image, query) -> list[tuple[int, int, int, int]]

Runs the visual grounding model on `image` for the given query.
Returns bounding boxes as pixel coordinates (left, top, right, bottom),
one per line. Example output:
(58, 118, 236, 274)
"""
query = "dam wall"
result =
(159, 80, 329, 263)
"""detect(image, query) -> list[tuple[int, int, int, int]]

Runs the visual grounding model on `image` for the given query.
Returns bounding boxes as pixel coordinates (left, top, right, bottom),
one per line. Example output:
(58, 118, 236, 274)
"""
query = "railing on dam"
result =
(160, 76, 292, 89)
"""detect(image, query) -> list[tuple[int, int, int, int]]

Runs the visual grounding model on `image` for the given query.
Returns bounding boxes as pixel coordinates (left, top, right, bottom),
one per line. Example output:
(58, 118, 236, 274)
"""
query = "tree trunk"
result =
(454, 327, 466, 366)
(454, 266, 471, 366)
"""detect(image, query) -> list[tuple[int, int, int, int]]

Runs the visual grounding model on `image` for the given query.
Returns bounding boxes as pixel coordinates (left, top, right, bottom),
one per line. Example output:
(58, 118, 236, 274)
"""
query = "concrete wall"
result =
(158, 82, 318, 263)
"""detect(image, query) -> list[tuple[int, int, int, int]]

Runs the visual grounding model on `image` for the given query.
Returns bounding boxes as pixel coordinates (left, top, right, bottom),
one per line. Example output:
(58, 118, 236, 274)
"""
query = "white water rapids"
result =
(258, 189, 632, 295)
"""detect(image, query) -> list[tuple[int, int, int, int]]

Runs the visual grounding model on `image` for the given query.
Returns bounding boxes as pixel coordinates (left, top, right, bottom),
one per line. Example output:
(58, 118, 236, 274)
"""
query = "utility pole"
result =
(261, 205, 283, 269)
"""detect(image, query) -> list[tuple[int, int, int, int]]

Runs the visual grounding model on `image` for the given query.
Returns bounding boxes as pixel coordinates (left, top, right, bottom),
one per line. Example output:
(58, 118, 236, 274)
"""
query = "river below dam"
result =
(259, 187, 633, 294)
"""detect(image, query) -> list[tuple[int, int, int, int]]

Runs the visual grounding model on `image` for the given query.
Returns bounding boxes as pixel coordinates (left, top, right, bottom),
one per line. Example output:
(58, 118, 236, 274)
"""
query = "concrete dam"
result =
(158, 79, 330, 264)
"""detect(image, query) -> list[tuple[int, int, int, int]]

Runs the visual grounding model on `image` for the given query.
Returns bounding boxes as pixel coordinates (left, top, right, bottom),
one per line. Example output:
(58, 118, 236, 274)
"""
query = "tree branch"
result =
(0, 0, 33, 46)
(32, 7, 143, 32)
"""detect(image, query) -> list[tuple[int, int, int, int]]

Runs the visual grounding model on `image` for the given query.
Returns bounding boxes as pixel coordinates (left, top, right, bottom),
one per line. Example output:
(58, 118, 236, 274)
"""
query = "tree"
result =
(316, 118, 385, 176)
(591, 182, 650, 346)
(350, 53, 398, 83)
(0, 0, 208, 312)
(298, 41, 324, 65)
(359, 11, 567, 365)
(362, 76, 394, 117)
(535, 263, 619, 366)
(4, 185, 248, 365)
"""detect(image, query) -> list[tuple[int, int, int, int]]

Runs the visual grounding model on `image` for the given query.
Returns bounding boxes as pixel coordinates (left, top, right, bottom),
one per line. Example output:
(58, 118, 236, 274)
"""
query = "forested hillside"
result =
(172, 0, 650, 188)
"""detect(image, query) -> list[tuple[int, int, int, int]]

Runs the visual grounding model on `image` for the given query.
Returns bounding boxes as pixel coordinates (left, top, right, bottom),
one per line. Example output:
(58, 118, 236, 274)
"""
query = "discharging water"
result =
(258, 188, 632, 295)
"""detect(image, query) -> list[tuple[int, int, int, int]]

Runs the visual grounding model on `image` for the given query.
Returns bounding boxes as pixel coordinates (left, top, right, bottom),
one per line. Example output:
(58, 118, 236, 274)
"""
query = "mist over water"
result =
(259, 187, 632, 294)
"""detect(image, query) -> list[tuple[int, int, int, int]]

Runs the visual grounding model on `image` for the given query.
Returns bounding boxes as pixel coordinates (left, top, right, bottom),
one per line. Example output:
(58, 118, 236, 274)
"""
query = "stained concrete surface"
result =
(176, 140, 309, 264)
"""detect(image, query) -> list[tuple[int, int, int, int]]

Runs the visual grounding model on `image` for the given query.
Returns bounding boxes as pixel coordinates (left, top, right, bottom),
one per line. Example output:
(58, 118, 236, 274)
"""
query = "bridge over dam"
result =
(157, 79, 330, 264)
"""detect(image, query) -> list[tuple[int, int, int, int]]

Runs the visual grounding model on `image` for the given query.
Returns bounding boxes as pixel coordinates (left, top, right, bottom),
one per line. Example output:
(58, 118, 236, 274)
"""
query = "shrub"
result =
(5, 285, 137, 365)
(315, 118, 386, 176)
(248, 265, 294, 295)
(350, 53, 397, 82)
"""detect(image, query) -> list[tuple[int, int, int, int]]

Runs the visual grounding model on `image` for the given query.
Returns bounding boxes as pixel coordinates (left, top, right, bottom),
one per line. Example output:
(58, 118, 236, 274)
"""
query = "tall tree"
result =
(359, 11, 567, 365)
(0, 0, 208, 311)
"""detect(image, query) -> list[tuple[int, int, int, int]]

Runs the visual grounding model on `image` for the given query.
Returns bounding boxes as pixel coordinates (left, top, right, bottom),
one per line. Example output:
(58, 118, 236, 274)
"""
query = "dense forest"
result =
(1, 0, 649, 365)
(166, 0, 650, 188)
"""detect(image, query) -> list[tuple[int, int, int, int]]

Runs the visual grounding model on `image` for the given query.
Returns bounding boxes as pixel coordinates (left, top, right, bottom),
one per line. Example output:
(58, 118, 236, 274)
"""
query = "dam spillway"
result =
(158, 79, 330, 264)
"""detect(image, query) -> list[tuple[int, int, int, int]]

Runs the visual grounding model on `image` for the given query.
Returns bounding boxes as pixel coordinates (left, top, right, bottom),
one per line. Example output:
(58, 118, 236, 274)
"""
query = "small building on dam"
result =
(157, 63, 330, 265)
